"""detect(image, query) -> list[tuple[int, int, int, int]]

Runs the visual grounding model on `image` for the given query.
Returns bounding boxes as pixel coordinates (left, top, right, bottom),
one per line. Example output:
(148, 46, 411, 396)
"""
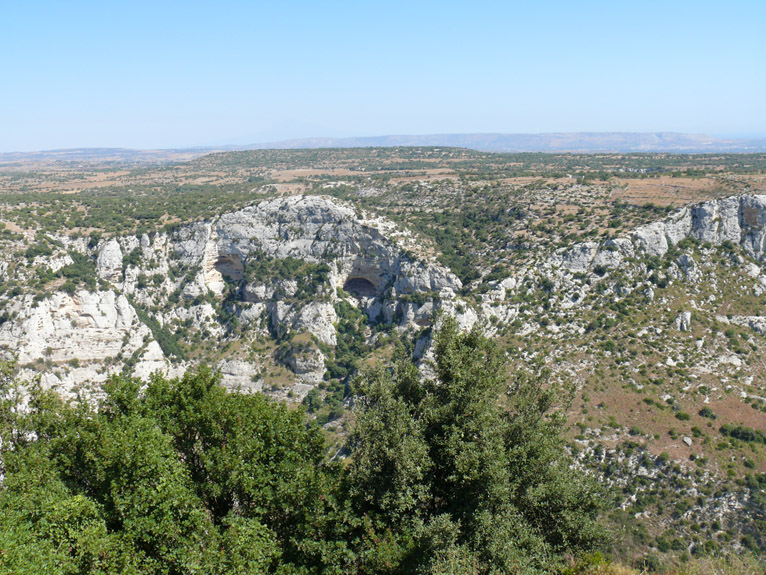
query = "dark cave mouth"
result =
(214, 254, 244, 281)
(343, 277, 377, 298)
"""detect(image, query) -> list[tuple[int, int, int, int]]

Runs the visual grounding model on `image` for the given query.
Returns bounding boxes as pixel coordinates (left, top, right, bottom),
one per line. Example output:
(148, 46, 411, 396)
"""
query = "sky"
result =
(1, 0, 765, 152)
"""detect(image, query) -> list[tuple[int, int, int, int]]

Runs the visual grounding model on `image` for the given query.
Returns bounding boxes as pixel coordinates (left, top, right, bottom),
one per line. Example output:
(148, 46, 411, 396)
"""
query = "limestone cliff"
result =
(0, 195, 462, 397)
(2, 193, 766, 400)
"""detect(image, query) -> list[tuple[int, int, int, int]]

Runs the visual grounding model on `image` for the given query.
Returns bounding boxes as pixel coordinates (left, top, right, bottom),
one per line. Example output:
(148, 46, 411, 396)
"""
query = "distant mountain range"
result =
(250, 132, 766, 153)
(2, 133, 766, 165)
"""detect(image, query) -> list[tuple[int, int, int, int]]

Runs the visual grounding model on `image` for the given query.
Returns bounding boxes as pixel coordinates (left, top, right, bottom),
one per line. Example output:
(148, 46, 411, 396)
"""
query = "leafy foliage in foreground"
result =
(348, 317, 607, 573)
(0, 367, 328, 574)
(0, 322, 606, 574)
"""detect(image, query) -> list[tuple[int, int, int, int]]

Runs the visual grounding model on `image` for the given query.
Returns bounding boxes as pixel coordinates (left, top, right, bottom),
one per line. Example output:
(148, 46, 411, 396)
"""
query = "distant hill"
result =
(249, 132, 766, 153)
(0, 147, 224, 167)
(3, 133, 766, 166)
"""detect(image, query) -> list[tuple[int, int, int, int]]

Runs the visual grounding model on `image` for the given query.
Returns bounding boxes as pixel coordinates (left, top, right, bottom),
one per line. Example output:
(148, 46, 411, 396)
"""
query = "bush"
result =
(720, 423, 766, 444)
(0, 321, 612, 574)
(57, 252, 97, 292)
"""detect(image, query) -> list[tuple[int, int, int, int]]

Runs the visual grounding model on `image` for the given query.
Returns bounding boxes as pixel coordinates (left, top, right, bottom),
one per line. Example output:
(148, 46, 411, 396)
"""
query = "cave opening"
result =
(343, 277, 377, 298)
(214, 254, 244, 281)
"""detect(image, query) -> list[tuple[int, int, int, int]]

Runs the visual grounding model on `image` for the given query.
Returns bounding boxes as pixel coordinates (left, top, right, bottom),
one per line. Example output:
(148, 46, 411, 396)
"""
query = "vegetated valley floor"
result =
(1, 147, 766, 566)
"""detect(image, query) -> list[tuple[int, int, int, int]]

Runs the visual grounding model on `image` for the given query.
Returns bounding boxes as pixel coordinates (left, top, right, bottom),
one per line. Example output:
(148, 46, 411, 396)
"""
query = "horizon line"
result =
(3, 130, 766, 156)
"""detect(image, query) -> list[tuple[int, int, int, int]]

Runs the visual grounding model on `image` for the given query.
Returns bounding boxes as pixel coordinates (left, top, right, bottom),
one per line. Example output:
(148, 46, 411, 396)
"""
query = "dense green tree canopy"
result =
(0, 321, 606, 574)
(0, 367, 336, 574)
(347, 317, 606, 573)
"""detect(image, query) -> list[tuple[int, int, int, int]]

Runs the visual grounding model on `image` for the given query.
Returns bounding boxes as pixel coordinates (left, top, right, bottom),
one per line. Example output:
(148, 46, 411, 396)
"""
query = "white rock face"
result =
(238, 303, 267, 328)
(174, 222, 212, 265)
(606, 237, 635, 259)
(690, 197, 742, 246)
(174, 195, 462, 300)
(292, 302, 338, 346)
(0, 291, 146, 365)
(165, 195, 463, 380)
(216, 359, 261, 393)
(632, 221, 671, 258)
(547, 194, 766, 276)
(744, 263, 761, 278)
(133, 341, 178, 381)
(97, 239, 123, 283)
(0, 290, 174, 395)
(243, 283, 275, 302)
(633, 195, 766, 257)
(555, 242, 600, 273)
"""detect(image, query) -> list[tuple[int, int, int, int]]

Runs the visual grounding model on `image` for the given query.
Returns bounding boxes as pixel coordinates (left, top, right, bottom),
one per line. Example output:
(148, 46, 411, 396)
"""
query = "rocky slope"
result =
(3, 193, 766, 395)
(0, 195, 462, 397)
(454, 194, 766, 331)
(1, 188, 766, 557)
(422, 193, 766, 556)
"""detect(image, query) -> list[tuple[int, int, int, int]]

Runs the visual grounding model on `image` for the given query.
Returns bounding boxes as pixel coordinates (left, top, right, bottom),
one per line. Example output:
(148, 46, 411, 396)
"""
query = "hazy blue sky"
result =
(1, 0, 764, 152)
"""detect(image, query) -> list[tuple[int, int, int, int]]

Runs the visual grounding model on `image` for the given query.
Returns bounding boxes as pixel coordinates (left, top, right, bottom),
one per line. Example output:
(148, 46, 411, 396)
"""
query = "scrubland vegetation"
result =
(1, 148, 766, 573)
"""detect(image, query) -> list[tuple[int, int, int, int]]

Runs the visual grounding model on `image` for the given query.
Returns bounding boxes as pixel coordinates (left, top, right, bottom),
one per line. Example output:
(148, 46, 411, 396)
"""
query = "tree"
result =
(347, 316, 607, 574)
(0, 367, 342, 574)
(0, 326, 606, 575)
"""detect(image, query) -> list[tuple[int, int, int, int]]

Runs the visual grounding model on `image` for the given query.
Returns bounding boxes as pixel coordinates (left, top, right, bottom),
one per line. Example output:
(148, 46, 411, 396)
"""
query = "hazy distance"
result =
(2, 0, 765, 152)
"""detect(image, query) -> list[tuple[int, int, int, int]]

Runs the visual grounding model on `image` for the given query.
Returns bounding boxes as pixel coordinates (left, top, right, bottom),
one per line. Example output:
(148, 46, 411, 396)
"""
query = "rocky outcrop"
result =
(633, 195, 766, 257)
(97, 239, 123, 282)
(0, 291, 144, 365)
(7, 192, 763, 400)
(282, 344, 325, 386)
(632, 210, 692, 257)
(675, 311, 692, 332)
(216, 359, 261, 393)
(0, 195, 466, 397)
(243, 279, 297, 302)
(551, 238, 635, 274)
(174, 195, 462, 300)
(0, 290, 178, 395)
(727, 315, 766, 336)
(291, 302, 338, 346)
(165, 195, 465, 383)
(550, 195, 766, 275)
(133, 341, 172, 380)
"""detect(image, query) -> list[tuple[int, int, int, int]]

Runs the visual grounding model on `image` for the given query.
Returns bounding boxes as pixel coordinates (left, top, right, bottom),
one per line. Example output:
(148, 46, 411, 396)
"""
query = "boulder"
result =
(216, 359, 262, 393)
(675, 311, 692, 332)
